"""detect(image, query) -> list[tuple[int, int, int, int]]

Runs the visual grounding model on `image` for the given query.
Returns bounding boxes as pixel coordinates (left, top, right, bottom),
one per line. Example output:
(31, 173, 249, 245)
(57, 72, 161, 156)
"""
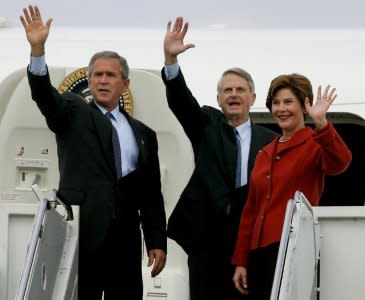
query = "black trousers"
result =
(187, 186, 250, 300)
(78, 220, 143, 300)
(188, 213, 249, 299)
(188, 253, 247, 300)
(247, 242, 280, 300)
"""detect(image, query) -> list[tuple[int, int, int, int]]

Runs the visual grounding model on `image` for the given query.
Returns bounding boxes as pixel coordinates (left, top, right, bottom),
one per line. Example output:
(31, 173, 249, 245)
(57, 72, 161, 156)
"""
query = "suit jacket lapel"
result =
(247, 122, 266, 180)
(89, 102, 115, 171)
(220, 122, 237, 185)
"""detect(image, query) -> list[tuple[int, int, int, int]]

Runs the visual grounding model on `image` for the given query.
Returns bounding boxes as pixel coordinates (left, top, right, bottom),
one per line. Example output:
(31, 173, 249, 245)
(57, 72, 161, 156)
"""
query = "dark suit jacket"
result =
(28, 70, 167, 254)
(162, 69, 276, 255)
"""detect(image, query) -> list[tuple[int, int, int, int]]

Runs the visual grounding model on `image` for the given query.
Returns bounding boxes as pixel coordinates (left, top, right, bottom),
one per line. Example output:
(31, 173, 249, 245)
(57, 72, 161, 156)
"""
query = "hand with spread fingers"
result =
(19, 5, 53, 56)
(164, 17, 195, 65)
(305, 85, 337, 129)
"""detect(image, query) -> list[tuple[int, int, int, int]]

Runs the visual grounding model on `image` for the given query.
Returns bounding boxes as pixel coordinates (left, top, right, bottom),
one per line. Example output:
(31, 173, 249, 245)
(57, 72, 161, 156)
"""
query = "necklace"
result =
(278, 135, 291, 143)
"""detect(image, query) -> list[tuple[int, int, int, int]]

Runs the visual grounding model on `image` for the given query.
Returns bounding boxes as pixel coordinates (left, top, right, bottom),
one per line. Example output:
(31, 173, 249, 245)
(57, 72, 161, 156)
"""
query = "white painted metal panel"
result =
(272, 191, 319, 300)
(314, 207, 365, 300)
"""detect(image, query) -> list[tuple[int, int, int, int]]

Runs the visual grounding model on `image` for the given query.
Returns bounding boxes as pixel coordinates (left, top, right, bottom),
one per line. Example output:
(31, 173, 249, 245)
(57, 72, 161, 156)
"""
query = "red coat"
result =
(232, 122, 352, 267)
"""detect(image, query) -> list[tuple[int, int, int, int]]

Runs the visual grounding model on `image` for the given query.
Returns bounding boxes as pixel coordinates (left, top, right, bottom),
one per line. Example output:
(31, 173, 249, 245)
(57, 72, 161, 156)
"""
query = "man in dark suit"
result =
(20, 5, 167, 300)
(162, 17, 277, 300)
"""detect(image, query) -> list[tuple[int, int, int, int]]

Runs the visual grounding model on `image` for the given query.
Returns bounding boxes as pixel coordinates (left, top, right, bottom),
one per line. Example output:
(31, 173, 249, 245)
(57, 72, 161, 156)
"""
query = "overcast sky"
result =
(2, 0, 365, 29)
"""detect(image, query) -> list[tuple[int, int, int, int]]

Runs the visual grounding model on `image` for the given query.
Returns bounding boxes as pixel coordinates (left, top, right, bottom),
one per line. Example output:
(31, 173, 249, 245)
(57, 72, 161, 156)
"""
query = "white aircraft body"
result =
(0, 23, 364, 299)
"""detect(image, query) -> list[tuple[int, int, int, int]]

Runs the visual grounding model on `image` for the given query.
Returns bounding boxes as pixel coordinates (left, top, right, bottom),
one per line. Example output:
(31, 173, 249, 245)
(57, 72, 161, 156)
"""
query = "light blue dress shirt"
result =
(94, 102, 139, 177)
(234, 120, 251, 186)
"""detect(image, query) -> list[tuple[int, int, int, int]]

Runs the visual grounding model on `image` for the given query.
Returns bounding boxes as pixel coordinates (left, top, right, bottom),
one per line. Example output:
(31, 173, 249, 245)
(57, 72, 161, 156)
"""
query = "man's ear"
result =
(217, 94, 222, 107)
(122, 78, 130, 91)
(251, 93, 257, 106)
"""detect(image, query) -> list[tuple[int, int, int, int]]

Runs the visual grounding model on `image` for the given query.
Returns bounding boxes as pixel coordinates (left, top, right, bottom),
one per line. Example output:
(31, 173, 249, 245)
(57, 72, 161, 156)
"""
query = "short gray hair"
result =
(88, 51, 129, 79)
(217, 67, 255, 93)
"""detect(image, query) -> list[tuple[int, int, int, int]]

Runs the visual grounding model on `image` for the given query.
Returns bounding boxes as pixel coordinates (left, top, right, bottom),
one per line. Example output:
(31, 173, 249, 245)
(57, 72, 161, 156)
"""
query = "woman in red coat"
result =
(232, 74, 352, 299)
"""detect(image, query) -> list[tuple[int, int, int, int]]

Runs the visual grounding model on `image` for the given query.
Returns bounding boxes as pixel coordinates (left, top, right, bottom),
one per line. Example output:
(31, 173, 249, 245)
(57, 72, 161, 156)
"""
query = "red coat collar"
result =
(263, 127, 314, 157)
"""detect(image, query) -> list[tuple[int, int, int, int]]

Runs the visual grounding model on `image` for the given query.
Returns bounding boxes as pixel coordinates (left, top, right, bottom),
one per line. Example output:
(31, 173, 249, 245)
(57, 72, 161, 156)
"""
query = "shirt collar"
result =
(94, 101, 119, 120)
(234, 118, 251, 139)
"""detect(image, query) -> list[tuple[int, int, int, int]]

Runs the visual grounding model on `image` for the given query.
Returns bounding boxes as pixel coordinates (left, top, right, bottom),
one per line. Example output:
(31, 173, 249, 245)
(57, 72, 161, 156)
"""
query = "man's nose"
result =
(100, 74, 108, 82)
(230, 88, 239, 96)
